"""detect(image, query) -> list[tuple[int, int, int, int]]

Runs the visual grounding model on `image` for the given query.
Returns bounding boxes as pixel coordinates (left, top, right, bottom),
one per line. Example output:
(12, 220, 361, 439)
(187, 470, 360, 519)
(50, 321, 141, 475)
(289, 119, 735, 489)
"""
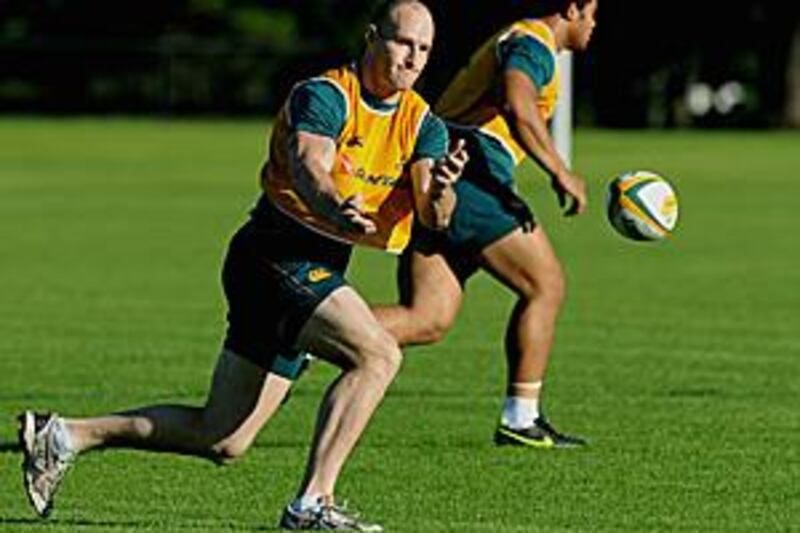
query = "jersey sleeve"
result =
(412, 111, 449, 162)
(288, 79, 347, 138)
(498, 35, 556, 90)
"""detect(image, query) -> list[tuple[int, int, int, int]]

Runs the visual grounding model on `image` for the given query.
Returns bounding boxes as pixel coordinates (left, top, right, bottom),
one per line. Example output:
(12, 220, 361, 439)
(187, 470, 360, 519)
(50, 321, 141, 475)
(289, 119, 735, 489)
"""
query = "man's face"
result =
(369, 3, 434, 93)
(569, 0, 598, 51)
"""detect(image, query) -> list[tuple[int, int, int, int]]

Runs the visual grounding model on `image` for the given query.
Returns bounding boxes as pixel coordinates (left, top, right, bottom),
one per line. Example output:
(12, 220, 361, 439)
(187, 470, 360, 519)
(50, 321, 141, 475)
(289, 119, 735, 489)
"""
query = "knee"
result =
(209, 437, 251, 465)
(520, 264, 566, 307)
(410, 310, 453, 344)
(543, 267, 566, 306)
(193, 414, 254, 465)
(390, 301, 456, 345)
(358, 330, 403, 383)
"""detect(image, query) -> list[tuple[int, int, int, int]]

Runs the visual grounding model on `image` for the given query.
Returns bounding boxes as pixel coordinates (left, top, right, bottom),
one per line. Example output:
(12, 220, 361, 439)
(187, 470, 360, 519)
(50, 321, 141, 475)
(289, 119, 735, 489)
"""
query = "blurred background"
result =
(1, 0, 798, 128)
(1, 5, 799, 528)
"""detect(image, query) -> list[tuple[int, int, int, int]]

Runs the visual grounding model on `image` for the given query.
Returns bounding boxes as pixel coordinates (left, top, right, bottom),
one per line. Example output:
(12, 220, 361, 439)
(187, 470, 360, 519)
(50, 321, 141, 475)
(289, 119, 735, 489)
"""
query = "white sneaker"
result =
(18, 411, 75, 517)
(279, 496, 383, 531)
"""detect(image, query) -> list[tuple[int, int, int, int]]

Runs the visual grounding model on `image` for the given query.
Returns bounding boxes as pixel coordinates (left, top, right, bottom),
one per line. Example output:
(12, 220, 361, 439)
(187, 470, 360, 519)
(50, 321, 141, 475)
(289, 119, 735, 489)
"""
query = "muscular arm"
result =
(502, 68, 586, 215)
(289, 131, 376, 233)
(503, 68, 567, 179)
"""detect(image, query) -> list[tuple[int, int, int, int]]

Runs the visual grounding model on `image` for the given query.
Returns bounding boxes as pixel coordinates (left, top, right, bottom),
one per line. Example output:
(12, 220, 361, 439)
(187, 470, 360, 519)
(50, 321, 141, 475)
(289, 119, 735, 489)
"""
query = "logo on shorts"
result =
(308, 267, 332, 283)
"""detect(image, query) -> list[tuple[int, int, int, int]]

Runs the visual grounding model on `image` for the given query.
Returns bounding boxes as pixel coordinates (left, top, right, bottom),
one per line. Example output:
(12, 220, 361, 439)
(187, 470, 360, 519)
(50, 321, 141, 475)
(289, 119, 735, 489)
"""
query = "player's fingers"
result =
(339, 194, 360, 212)
(451, 149, 469, 170)
(359, 219, 377, 234)
(433, 159, 463, 186)
(564, 196, 578, 217)
(350, 193, 366, 209)
(565, 193, 587, 217)
(449, 138, 466, 156)
(344, 211, 376, 234)
(554, 186, 566, 208)
(435, 165, 459, 184)
(453, 146, 469, 165)
(444, 139, 468, 171)
(445, 148, 468, 170)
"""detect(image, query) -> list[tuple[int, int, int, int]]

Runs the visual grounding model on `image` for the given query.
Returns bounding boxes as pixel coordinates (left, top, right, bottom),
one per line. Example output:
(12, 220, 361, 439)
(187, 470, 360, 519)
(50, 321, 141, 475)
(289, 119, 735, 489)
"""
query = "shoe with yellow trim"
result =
(494, 416, 587, 449)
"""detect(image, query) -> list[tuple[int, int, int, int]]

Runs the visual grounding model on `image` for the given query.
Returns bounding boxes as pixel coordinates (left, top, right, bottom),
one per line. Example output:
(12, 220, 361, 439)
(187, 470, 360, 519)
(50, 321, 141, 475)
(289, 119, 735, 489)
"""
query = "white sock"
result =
(501, 396, 540, 430)
(52, 418, 75, 459)
(292, 494, 323, 512)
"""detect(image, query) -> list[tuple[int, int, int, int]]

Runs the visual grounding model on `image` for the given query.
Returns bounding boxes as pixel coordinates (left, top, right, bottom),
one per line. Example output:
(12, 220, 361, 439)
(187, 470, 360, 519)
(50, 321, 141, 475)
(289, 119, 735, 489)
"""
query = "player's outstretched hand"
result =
(338, 194, 377, 234)
(551, 170, 588, 217)
(432, 138, 469, 189)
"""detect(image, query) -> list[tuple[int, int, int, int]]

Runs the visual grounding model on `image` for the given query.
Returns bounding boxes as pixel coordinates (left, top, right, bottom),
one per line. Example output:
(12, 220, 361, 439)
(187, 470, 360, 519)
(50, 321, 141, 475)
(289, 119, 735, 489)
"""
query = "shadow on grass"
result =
(0, 517, 282, 530)
(0, 440, 20, 453)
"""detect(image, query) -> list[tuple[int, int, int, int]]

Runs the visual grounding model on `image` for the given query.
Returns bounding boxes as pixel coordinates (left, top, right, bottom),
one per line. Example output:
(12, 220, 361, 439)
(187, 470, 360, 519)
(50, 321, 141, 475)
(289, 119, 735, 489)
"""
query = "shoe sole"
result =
(18, 411, 52, 518)
(494, 427, 555, 449)
(495, 428, 588, 449)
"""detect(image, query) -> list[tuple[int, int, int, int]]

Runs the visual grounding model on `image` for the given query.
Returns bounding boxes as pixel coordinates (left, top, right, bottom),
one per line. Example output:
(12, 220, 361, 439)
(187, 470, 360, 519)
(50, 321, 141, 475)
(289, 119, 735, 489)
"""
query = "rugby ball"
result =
(606, 171, 679, 241)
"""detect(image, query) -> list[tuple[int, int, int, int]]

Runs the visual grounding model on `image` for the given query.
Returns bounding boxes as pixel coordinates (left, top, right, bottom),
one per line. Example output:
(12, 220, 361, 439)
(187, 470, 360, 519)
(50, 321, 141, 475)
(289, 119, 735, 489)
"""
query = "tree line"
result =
(0, 1, 797, 127)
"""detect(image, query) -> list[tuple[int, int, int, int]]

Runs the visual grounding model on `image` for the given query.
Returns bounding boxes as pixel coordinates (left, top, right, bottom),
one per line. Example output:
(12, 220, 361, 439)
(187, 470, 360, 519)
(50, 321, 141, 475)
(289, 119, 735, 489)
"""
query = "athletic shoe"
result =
(279, 498, 383, 531)
(494, 416, 587, 449)
(18, 411, 75, 517)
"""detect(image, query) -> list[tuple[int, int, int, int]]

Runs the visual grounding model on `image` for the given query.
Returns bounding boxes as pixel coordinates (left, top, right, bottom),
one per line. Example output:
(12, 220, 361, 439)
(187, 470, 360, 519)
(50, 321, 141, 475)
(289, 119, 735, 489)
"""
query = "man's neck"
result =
(542, 15, 569, 52)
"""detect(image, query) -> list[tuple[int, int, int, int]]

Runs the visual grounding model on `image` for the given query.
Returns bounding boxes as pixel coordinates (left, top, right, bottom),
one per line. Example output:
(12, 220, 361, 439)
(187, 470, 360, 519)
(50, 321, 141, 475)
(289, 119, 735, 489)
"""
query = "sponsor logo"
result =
(352, 167, 410, 188)
(308, 268, 332, 283)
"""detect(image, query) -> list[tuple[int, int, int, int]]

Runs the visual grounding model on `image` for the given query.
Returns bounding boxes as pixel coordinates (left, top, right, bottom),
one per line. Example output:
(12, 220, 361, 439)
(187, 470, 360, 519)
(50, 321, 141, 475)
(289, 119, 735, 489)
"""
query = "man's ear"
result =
(565, 2, 580, 21)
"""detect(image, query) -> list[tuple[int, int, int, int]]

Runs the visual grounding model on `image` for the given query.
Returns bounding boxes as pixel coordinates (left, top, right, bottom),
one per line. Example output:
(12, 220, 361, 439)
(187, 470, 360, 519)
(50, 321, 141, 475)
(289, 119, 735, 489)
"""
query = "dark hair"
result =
(514, 0, 592, 17)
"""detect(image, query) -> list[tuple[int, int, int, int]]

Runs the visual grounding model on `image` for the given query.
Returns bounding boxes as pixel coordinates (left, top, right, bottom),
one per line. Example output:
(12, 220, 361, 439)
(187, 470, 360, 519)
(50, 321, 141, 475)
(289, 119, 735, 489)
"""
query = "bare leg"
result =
(292, 286, 402, 499)
(372, 250, 463, 346)
(479, 227, 566, 400)
(64, 351, 293, 463)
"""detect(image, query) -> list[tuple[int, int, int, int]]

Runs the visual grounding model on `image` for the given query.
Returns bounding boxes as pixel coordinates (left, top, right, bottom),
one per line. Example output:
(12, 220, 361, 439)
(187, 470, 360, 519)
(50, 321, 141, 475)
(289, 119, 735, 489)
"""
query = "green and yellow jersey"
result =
(436, 19, 559, 184)
(262, 64, 447, 254)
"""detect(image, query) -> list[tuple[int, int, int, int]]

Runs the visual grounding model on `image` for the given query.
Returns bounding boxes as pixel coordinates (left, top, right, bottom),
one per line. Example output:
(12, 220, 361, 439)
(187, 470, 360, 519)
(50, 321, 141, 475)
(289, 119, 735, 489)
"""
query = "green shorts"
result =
(270, 352, 311, 380)
(221, 198, 352, 378)
(405, 128, 533, 283)
(447, 177, 521, 251)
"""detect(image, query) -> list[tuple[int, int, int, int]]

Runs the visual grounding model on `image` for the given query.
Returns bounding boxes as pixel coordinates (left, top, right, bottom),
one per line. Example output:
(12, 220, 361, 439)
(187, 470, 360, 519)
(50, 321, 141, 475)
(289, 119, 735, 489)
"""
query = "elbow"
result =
(502, 104, 534, 135)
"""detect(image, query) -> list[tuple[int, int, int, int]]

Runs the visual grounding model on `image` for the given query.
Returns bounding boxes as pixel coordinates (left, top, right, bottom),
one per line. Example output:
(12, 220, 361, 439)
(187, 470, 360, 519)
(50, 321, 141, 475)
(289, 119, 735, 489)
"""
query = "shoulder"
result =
(287, 71, 351, 137)
(497, 25, 557, 88)
(292, 71, 350, 112)
(413, 111, 448, 160)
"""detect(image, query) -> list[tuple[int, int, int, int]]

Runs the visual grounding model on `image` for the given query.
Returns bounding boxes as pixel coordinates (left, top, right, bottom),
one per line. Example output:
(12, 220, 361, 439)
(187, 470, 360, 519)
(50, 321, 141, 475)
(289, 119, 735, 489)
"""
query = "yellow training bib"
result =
(263, 65, 432, 254)
(436, 20, 560, 166)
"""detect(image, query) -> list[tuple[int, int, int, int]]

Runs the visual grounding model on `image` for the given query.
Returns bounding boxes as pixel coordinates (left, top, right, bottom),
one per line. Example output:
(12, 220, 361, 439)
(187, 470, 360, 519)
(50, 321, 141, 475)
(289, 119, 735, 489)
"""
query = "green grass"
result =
(1, 118, 798, 531)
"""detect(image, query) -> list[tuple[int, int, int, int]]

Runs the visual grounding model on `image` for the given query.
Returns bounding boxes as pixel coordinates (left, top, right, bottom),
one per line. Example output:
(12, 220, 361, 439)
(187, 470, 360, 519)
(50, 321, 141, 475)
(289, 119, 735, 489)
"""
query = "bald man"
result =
(18, 1, 466, 529)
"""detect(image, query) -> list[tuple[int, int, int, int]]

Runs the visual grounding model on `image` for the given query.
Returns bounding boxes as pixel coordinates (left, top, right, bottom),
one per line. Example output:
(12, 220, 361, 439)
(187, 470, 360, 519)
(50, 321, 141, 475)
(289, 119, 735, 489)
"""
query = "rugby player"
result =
(373, 0, 598, 448)
(18, 1, 466, 530)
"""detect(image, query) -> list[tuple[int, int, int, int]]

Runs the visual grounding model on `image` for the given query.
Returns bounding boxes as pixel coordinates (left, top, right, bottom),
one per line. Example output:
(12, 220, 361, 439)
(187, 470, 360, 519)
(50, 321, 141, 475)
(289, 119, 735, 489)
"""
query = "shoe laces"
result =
(321, 499, 383, 530)
(33, 416, 73, 473)
(320, 500, 358, 524)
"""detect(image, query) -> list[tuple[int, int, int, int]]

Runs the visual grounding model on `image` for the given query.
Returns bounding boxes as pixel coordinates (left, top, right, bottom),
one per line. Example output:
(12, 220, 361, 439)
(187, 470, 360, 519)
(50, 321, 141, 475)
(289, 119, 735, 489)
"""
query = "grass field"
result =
(1, 118, 798, 532)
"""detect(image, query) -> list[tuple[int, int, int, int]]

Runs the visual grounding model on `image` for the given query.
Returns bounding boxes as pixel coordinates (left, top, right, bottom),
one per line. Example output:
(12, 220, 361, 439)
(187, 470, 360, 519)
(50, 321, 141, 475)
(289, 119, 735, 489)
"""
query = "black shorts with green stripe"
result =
(221, 196, 351, 377)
